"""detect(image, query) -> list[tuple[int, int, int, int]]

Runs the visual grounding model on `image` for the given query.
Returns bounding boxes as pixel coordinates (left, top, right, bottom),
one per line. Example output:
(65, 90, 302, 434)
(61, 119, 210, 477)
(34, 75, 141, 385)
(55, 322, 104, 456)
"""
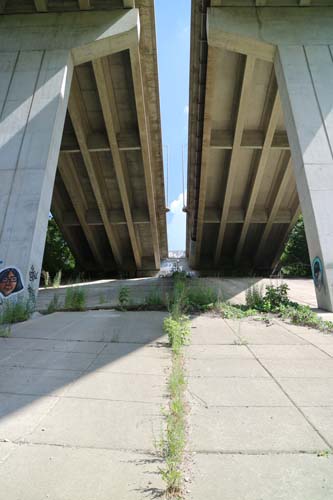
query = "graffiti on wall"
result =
(0, 267, 24, 299)
(27, 265, 39, 311)
(312, 256, 324, 291)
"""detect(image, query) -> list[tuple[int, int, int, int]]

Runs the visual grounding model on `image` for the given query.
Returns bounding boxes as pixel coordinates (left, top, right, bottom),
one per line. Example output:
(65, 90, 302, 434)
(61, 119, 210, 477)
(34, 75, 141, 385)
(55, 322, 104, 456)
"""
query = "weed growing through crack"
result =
(159, 274, 190, 498)
(64, 287, 86, 311)
(118, 286, 130, 311)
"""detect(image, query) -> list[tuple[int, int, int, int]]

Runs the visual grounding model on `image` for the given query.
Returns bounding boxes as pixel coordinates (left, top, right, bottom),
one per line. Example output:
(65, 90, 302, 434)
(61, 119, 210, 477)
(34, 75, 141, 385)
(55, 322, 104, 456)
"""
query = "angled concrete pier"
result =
(187, 1, 333, 310)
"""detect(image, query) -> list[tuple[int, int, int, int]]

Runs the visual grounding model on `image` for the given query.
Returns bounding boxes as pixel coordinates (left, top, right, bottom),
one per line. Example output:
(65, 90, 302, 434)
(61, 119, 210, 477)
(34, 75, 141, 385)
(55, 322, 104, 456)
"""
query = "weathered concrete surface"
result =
(0, 311, 168, 499)
(187, 314, 333, 499)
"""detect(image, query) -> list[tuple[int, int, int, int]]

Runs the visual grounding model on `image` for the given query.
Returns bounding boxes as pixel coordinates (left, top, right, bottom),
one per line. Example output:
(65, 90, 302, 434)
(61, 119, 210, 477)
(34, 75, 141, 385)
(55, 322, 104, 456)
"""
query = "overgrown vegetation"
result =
(64, 287, 86, 311)
(159, 274, 190, 498)
(42, 217, 75, 279)
(118, 286, 130, 310)
(0, 299, 31, 325)
(145, 288, 164, 308)
(280, 215, 311, 277)
(46, 294, 62, 314)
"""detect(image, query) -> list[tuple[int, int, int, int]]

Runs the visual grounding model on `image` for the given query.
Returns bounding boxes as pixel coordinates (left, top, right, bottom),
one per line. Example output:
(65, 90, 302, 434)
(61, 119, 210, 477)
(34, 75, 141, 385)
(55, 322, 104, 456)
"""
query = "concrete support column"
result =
(275, 45, 333, 310)
(0, 49, 73, 304)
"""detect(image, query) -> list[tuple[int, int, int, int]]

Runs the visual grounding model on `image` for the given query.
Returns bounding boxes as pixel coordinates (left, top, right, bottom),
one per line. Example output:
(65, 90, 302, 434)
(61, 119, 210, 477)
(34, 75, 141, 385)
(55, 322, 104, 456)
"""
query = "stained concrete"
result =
(0, 311, 168, 498)
(187, 313, 333, 499)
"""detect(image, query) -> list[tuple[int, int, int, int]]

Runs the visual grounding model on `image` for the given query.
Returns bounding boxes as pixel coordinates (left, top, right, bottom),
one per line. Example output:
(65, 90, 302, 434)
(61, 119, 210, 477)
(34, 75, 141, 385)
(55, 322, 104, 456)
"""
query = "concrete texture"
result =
(0, 311, 168, 498)
(187, 313, 333, 499)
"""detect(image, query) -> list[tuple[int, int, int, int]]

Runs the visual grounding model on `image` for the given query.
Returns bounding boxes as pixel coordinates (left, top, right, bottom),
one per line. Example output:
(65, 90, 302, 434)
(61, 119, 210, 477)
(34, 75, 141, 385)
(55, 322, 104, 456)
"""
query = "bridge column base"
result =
(0, 49, 73, 305)
(276, 45, 333, 311)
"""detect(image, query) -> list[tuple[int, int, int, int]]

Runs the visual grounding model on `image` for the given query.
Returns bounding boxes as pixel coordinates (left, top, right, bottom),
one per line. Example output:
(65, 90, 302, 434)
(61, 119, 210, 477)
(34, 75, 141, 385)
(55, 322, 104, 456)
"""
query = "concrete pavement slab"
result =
(261, 358, 333, 378)
(0, 444, 164, 500)
(0, 349, 97, 371)
(188, 377, 291, 407)
(190, 316, 238, 344)
(0, 366, 80, 396)
(101, 342, 169, 357)
(250, 344, 330, 360)
(0, 394, 58, 441)
(66, 372, 167, 403)
(190, 453, 333, 500)
(11, 313, 84, 338)
(187, 358, 269, 378)
(88, 353, 170, 375)
(26, 398, 163, 451)
(238, 320, 307, 345)
(185, 344, 254, 359)
(277, 378, 333, 406)
(189, 406, 327, 452)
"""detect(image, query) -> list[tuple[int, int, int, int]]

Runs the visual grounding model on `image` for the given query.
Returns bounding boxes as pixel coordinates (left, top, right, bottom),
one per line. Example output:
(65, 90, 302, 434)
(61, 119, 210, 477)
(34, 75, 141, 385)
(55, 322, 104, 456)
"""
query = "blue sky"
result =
(155, 0, 191, 251)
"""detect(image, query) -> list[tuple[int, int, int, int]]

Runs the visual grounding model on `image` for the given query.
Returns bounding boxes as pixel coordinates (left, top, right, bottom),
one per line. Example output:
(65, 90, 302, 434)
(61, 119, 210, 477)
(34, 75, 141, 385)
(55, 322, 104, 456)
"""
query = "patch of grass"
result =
(0, 325, 11, 337)
(217, 302, 258, 319)
(98, 293, 107, 305)
(64, 287, 86, 311)
(46, 294, 62, 314)
(245, 284, 264, 309)
(145, 288, 164, 308)
(118, 286, 130, 311)
(186, 286, 218, 312)
(163, 315, 190, 355)
(0, 300, 31, 324)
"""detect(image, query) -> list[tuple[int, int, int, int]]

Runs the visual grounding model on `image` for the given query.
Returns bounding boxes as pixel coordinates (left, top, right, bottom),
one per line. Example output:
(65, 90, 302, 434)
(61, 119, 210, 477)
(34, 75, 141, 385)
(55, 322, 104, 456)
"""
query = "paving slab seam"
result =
(10, 440, 159, 454)
(191, 450, 333, 456)
(226, 319, 333, 451)
(17, 396, 61, 443)
(276, 320, 333, 359)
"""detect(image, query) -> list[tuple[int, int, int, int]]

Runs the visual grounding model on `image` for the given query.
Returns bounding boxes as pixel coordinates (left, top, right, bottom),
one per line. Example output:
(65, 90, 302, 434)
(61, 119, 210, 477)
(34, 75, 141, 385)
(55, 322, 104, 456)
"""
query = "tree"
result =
(280, 215, 311, 276)
(42, 217, 75, 278)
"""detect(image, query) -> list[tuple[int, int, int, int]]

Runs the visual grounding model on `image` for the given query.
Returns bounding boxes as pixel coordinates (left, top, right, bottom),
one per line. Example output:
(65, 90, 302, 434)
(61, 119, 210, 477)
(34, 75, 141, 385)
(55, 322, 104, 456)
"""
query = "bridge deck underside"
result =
(187, 1, 300, 273)
(1, 0, 168, 276)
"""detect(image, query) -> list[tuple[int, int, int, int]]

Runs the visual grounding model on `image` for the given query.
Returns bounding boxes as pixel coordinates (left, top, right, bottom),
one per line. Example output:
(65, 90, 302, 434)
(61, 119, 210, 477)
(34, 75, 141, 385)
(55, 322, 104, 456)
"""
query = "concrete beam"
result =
(68, 73, 123, 268)
(58, 155, 105, 267)
(214, 54, 256, 266)
(123, 0, 135, 6)
(204, 208, 292, 225)
(63, 209, 150, 227)
(235, 89, 281, 263)
(0, 0, 7, 13)
(0, 10, 140, 65)
(60, 131, 141, 154)
(210, 130, 289, 150)
(78, 0, 91, 9)
(207, 7, 333, 60)
(34, 0, 48, 12)
(255, 154, 293, 264)
(194, 48, 217, 267)
(130, 47, 161, 269)
(93, 57, 142, 270)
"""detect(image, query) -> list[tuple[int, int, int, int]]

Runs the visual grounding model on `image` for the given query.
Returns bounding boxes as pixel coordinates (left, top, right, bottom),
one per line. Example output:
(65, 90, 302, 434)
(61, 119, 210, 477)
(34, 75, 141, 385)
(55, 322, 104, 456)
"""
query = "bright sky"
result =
(155, 0, 191, 252)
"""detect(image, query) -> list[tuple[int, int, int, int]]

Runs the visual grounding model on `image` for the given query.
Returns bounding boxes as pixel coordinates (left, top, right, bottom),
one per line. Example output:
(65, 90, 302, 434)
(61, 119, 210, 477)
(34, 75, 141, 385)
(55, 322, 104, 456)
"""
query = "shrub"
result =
(0, 300, 31, 324)
(186, 286, 218, 311)
(118, 286, 130, 310)
(261, 284, 292, 312)
(64, 287, 86, 311)
(245, 284, 264, 309)
(145, 288, 164, 307)
(46, 294, 61, 314)
(163, 315, 190, 354)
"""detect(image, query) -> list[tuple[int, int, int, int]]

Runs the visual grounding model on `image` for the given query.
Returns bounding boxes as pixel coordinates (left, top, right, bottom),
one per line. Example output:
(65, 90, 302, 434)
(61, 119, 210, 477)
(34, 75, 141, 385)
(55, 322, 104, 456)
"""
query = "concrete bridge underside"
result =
(0, 1, 167, 292)
(187, 0, 333, 310)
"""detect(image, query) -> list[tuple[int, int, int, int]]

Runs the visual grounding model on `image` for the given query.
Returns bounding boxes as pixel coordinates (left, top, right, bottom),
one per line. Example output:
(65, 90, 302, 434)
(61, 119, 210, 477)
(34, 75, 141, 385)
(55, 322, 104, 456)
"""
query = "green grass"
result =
(64, 287, 86, 311)
(0, 325, 11, 337)
(159, 273, 191, 498)
(0, 300, 31, 324)
(46, 294, 62, 314)
(118, 286, 130, 311)
(145, 288, 164, 308)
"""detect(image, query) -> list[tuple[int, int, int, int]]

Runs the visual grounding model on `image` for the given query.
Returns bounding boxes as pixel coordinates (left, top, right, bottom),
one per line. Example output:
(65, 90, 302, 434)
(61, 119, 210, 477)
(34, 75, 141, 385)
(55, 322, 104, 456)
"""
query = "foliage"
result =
(64, 287, 86, 311)
(42, 217, 75, 278)
(186, 286, 218, 312)
(46, 294, 62, 314)
(280, 215, 311, 276)
(261, 284, 293, 312)
(53, 270, 62, 288)
(0, 299, 31, 324)
(145, 288, 164, 307)
(118, 286, 130, 311)
(245, 284, 264, 310)
(163, 315, 190, 355)
(0, 325, 11, 337)
(217, 302, 258, 319)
